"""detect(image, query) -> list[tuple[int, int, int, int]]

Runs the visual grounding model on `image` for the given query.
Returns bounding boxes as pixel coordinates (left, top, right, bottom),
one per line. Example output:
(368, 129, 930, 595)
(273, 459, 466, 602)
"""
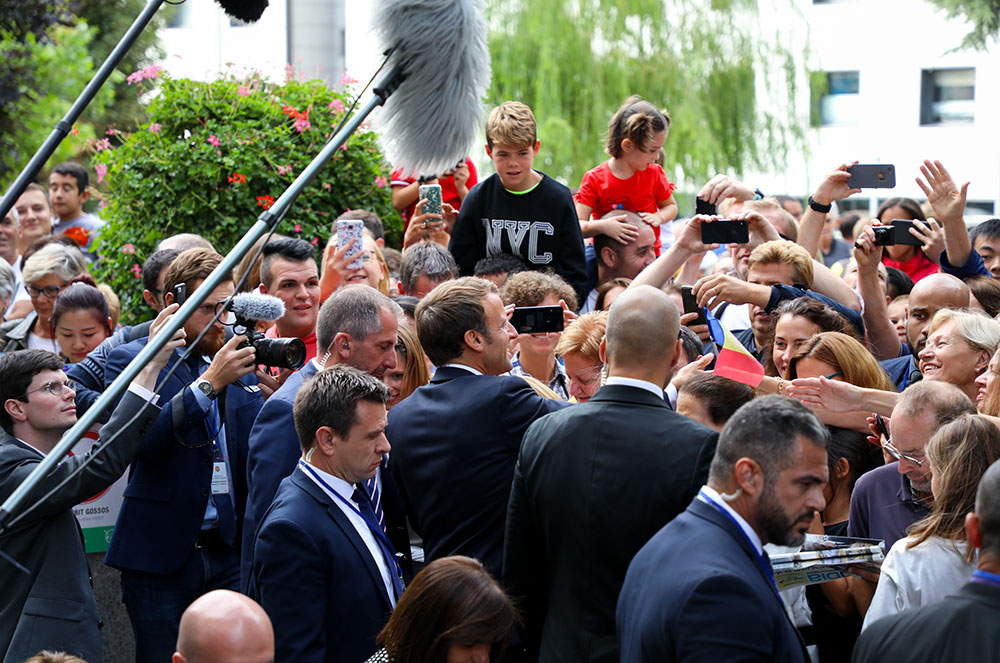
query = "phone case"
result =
(847, 165, 895, 189)
(701, 219, 749, 245)
(419, 184, 443, 217)
(337, 220, 365, 270)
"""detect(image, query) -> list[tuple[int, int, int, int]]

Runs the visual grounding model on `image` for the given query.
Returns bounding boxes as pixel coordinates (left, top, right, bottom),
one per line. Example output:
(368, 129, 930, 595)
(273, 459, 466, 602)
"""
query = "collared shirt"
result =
(509, 353, 570, 400)
(848, 461, 931, 551)
(605, 375, 665, 401)
(298, 463, 396, 607)
(440, 363, 483, 376)
(579, 288, 598, 315)
(697, 484, 763, 555)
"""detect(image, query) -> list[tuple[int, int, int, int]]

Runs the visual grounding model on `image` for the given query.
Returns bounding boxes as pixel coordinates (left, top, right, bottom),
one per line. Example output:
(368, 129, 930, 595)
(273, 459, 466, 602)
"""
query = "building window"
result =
(920, 68, 975, 125)
(812, 71, 860, 126)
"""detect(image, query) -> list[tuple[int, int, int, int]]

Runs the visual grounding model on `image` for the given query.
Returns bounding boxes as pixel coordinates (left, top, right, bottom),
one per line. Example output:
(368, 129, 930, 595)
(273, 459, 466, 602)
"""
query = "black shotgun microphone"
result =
(371, 0, 492, 177)
(215, 0, 270, 23)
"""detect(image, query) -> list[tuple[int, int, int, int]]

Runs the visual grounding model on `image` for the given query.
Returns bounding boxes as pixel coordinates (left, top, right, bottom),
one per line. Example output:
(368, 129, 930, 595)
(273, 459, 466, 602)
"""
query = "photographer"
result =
(101, 248, 266, 662)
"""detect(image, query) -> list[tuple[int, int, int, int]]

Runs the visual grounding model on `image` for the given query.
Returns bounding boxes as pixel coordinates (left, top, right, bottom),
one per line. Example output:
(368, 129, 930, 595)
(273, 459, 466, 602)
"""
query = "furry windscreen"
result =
(371, 0, 492, 177)
(230, 293, 285, 321)
(215, 0, 270, 23)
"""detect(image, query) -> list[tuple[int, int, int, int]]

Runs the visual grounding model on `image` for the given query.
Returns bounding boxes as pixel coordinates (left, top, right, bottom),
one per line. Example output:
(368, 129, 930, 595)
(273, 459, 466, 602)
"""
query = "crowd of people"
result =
(1, 94, 1000, 663)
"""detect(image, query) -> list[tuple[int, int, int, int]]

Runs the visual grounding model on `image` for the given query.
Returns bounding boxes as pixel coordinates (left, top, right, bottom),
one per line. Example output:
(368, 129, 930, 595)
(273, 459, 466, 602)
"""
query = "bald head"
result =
(605, 285, 680, 383)
(906, 273, 970, 354)
(173, 590, 274, 663)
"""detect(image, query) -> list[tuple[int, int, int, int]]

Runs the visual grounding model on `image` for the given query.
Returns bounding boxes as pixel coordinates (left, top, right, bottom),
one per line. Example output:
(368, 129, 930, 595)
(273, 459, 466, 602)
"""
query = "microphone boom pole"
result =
(0, 65, 408, 533)
(0, 0, 169, 219)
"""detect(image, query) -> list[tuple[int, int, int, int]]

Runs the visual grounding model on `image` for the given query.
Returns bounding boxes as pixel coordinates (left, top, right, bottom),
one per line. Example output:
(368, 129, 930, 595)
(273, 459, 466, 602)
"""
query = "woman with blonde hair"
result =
(554, 310, 607, 403)
(383, 324, 430, 411)
(320, 228, 390, 300)
(863, 414, 1000, 628)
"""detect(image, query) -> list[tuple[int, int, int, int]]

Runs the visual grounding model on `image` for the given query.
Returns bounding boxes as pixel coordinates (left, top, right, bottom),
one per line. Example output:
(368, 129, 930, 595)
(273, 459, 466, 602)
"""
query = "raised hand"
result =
(916, 159, 968, 226)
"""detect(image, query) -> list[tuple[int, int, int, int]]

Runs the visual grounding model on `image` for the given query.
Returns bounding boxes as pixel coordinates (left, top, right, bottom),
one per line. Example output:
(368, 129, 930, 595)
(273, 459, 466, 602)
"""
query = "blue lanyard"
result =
(971, 570, 1000, 589)
(699, 488, 780, 595)
(297, 461, 401, 573)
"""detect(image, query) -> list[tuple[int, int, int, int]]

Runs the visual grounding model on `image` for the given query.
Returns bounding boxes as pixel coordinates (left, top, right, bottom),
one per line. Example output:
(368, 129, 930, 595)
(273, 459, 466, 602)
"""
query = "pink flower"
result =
(93, 138, 112, 152)
(106, 127, 118, 136)
(311, 237, 319, 246)
(339, 73, 357, 85)
(149, 123, 162, 134)
(95, 164, 107, 184)
(99, 200, 107, 210)
(142, 65, 162, 80)
(293, 117, 311, 133)
(207, 134, 221, 147)
(324, 182, 332, 191)
(293, 224, 302, 233)
(122, 243, 136, 254)
(374, 176, 387, 189)
(132, 263, 142, 278)
(126, 70, 144, 85)
(328, 99, 344, 113)
(277, 164, 291, 176)
(238, 85, 251, 97)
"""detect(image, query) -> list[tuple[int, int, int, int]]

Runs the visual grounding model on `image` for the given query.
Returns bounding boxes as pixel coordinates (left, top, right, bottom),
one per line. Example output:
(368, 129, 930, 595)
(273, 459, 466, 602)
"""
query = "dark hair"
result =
(391, 295, 420, 320)
(678, 373, 756, 428)
(764, 297, 858, 376)
(501, 270, 577, 312)
(51, 162, 88, 192)
(0, 350, 66, 434)
(22, 235, 84, 267)
(337, 209, 384, 241)
(474, 254, 527, 279)
(606, 96, 670, 158)
(594, 278, 631, 311)
(969, 218, 1000, 246)
(22, 182, 51, 205)
(399, 243, 459, 295)
(377, 556, 518, 663)
(594, 210, 644, 268)
(967, 275, 1000, 317)
(825, 426, 883, 504)
(774, 195, 803, 211)
(142, 248, 180, 294)
(292, 364, 389, 453)
(233, 234, 288, 294)
(839, 212, 862, 241)
(416, 277, 495, 367)
(876, 197, 926, 223)
(51, 283, 111, 337)
(382, 247, 403, 277)
(259, 238, 317, 289)
(162, 248, 228, 301)
(709, 395, 830, 482)
(885, 266, 913, 299)
(678, 326, 702, 364)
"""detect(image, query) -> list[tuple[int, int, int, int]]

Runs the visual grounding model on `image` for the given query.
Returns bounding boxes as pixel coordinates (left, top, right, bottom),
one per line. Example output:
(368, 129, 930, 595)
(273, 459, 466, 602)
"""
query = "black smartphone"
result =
(701, 219, 749, 245)
(695, 196, 717, 216)
(680, 286, 707, 326)
(510, 305, 564, 335)
(172, 283, 187, 306)
(873, 413, 890, 442)
(847, 164, 895, 189)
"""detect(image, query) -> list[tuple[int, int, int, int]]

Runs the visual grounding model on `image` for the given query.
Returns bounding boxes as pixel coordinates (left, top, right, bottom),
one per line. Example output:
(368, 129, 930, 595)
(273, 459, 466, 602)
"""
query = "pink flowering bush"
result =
(92, 69, 396, 323)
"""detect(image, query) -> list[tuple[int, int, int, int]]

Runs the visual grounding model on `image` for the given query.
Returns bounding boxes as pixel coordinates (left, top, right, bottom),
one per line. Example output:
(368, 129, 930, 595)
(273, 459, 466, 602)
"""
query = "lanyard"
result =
(699, 488, 780, 595)
(971, 570, 1000, 589)
(298, 461, 401, 572)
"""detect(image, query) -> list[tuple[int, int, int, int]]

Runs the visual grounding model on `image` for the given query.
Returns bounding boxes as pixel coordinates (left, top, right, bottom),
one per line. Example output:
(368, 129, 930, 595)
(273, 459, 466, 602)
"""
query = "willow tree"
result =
(486, 0, 808, 190)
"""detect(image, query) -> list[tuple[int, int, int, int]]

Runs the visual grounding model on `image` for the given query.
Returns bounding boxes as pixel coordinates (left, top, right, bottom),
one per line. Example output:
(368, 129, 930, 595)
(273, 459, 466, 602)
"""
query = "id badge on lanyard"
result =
(211, 441, 230, 495)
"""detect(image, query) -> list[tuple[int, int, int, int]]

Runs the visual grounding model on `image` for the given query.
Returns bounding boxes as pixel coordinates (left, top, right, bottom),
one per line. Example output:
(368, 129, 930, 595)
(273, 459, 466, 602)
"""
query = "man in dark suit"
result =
(242, 285, 408, 589)
(103, 249, 265, 662)
(617, 395, 830, 663)
(503, 285, 718, 663)
(251, 365, 402, 662)
(387, 276, 567, 577)
(0, 313, 183, 662)
(852, 458, 1000, 662)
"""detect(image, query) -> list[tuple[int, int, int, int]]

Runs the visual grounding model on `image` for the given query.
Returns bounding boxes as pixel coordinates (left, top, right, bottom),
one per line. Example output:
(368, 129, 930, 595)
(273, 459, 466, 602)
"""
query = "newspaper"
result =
(770, 534, 885, 590)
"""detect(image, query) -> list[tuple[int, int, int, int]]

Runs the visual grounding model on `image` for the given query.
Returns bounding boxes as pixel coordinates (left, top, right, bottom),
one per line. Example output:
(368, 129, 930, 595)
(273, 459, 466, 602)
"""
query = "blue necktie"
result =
(352, 487, 404, 602)
(195, 357, 237, 546)
(365, 474, 385, 532)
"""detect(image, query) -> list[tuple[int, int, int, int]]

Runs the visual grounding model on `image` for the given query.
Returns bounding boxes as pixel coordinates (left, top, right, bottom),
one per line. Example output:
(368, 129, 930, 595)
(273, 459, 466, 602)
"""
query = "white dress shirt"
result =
(604, 376, 665, 400)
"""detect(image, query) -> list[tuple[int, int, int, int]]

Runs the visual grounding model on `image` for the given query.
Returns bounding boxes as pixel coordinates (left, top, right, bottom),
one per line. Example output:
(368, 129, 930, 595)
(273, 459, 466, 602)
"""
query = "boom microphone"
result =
(371, 0, 492, 177)
(229, 292, 285, 321)
(215, 0, 270, 23)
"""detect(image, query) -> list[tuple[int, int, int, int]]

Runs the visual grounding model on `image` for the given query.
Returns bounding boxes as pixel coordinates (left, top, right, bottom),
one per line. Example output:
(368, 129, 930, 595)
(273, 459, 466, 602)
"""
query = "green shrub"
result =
(92, 69, 398, 324)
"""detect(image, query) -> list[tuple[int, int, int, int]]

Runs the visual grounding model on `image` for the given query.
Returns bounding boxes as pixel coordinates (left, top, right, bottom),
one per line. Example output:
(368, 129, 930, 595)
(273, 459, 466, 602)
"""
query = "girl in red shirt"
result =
(575, 96, 678, 253)
(876, 197, 940, 283)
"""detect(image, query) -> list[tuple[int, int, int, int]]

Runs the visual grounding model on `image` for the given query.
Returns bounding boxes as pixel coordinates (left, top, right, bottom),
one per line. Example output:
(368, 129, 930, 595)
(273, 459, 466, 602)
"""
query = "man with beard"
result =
(617, 396, 829, 663)
(103, 248, 266, 661)
(847, 380, 974, 617)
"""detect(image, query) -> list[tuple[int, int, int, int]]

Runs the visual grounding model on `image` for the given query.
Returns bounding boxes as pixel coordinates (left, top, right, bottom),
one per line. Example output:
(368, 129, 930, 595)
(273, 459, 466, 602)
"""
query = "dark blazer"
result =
(250, 466, 393, 663)
(617, 497, 808, 663)
(386, 366, 567, 576)
(503, 383, 718, 663)
(852, 581, 1000, 662)
(0, 390, 158, 663)
(103, 338, 263, 574)
(241, 361, 411, 590)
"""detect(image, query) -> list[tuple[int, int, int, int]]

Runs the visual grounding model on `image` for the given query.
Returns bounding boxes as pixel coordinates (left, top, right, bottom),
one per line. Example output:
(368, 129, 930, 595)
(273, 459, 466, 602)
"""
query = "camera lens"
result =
(252, 337, 307, 370)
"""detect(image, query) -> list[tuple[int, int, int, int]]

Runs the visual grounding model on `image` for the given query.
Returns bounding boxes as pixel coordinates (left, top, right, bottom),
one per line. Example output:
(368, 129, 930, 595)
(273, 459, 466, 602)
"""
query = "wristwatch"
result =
(195, 378, 218, 401)
(808, 195, 832, 213)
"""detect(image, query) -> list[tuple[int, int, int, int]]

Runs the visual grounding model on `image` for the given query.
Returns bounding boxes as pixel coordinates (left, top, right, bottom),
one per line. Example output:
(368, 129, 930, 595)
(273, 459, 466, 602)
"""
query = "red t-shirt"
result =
(882, 250, 939, 284)
(575, 161, 676, 251)
(390, 158, 478, 227)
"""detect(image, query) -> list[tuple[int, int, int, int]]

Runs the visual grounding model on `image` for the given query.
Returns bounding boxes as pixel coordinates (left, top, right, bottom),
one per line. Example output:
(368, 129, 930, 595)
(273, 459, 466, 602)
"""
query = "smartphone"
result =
(510, 305, 564, 335)
(873, 413, 890, 442)
(336, 219, 364, 270)
(872, 220, 922, 247)
(680, 286, 707, 326)
(695, 197, 717, 216)
(701, 219, 749, 245)
(172, 283, 186, 306)
(419, 183, 443, 218)
(847, 164, 895, 189)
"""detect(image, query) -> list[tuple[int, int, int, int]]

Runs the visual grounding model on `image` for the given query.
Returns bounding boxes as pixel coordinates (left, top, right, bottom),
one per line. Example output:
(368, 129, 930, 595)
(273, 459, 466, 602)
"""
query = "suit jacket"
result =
(241, 361, 411, 590)
(386, 366, 567, 577)
(852, 581, 1000, 662)
(0, 390, 159, 663)
(250, 467, 393, 663)
(617, 497, 808, 663)
(503, 384, 718, 663)
(103, 338, 263, 574)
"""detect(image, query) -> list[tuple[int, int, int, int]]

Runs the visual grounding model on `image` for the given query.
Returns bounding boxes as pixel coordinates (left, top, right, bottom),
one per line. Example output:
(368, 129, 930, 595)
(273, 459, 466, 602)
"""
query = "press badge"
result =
(211, 444, 230, 495)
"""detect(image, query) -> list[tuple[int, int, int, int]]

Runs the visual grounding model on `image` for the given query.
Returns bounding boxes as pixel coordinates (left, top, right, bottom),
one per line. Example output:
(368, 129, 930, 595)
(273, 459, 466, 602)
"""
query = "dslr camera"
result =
(231, 315, 306, 370)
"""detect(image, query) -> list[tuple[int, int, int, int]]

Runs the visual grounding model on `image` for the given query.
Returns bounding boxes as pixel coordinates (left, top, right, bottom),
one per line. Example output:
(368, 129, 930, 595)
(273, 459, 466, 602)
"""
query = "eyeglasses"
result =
(882, 438, 925, 467)
(26, 283, 67, 299)
(359, 251, 376, 264)
(23, 378, 77, 399)
(196, 301, 229, 317)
